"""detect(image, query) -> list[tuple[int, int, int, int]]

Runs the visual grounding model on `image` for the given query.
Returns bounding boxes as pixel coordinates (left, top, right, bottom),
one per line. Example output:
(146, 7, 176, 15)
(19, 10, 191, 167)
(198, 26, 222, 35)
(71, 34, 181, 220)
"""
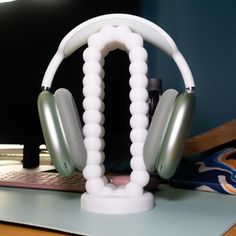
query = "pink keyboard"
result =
(0, 171, 86, 192)
(0, 171, 159, 193)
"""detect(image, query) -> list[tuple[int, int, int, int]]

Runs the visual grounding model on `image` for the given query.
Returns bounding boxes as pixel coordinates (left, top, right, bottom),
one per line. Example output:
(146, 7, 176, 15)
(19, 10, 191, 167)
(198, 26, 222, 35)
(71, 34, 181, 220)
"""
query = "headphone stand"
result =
(79, 24, 155, 214)
(81, 189, 154, 214)
(38, 14, 195, 214)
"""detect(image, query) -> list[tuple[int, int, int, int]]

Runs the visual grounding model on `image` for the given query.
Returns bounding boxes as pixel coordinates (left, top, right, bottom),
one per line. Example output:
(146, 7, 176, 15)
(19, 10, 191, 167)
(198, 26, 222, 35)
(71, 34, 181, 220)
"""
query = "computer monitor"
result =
(0, 0, 139, 168)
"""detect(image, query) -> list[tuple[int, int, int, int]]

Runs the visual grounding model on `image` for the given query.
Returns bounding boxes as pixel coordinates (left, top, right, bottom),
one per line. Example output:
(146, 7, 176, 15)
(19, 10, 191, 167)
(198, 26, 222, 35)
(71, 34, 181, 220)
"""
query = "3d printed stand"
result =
(80, 25, 154, 214)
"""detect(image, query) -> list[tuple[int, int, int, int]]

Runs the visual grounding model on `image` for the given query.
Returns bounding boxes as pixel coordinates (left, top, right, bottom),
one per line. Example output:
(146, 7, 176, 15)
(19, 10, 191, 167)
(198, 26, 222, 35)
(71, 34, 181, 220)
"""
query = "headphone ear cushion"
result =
(38, 89, 87, 175)
(143, 89, 178, 172)
(54, 88, 87, 171)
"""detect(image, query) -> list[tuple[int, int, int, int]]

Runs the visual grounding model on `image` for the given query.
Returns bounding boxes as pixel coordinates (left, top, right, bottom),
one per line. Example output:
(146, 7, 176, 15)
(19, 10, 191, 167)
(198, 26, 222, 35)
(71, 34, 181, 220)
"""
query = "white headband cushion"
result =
(42, 14, 194, 90)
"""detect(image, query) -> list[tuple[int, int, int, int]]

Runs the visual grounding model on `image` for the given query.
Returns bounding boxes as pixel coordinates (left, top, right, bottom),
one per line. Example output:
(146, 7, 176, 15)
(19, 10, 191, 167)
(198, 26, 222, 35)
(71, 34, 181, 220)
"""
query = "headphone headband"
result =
(42, 13, 195, 90)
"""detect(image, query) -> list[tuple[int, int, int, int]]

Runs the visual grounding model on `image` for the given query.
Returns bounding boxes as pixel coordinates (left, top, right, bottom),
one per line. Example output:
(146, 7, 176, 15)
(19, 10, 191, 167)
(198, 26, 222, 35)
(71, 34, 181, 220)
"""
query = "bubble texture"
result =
(82, 25, 150, 196)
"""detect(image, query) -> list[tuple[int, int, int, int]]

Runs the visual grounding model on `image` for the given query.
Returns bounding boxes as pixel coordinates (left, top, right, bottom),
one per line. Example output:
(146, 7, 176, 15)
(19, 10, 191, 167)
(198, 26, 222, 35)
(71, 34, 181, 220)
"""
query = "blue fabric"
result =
(171, 148, 236, 195)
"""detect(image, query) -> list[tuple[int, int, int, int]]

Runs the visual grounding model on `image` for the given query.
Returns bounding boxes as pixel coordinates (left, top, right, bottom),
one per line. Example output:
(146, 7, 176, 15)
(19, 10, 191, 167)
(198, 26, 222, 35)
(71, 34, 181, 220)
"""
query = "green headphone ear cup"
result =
(143, 89, 178, 172)
(54, 88, 87, 171)
(144, 90, 195, 179)
(156, 92, 195, 179)
(37, 90, 76, 176)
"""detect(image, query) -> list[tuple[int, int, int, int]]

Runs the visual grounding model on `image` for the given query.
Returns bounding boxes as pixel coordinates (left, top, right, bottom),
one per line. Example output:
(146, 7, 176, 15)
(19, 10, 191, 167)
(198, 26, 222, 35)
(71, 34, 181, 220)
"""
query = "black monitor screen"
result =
(0, 0, 139, 144)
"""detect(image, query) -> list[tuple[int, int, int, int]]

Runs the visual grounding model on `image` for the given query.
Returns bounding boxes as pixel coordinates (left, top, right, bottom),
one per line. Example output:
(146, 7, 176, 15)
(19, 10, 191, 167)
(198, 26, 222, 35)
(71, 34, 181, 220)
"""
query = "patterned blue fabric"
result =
(171, 148, 236, 195)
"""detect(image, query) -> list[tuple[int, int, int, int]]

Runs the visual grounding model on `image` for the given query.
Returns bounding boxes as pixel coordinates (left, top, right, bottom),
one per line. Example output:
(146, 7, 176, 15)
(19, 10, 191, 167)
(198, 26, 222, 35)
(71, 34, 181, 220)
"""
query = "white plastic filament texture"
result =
(80, 25, 154, 214)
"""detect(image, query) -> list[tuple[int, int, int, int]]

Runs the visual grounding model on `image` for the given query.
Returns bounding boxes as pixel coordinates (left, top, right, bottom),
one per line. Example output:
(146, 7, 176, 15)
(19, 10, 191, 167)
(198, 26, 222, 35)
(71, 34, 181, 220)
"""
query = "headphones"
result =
(38, 14, 195, 180)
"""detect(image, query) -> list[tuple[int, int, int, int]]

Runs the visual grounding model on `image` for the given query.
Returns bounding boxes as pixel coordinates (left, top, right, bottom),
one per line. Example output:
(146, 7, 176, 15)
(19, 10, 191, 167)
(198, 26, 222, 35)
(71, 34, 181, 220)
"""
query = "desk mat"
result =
(0, 185, 235, 236)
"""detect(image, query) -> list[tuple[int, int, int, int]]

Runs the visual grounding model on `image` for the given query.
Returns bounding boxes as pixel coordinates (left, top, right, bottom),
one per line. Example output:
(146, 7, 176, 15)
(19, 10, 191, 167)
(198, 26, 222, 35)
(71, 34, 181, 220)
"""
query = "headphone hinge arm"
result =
(41, 86, 51, 91)
(186, 87, 195, 93)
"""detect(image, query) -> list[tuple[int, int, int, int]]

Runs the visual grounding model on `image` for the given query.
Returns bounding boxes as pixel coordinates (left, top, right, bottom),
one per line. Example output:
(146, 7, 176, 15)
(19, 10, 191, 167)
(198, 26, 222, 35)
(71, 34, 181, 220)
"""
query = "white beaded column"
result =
(82, 44, 107, 195)
(81, 25, 154, 214)
(125, 34, 150, 196)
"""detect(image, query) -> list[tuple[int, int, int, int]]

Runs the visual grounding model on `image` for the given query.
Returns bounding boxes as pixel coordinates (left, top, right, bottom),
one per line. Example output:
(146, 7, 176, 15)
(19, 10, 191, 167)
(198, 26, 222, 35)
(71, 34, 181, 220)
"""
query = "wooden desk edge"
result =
(0, 222, 81, 236)
(184, 119, 236, 157)
(223, 223, 236, 236)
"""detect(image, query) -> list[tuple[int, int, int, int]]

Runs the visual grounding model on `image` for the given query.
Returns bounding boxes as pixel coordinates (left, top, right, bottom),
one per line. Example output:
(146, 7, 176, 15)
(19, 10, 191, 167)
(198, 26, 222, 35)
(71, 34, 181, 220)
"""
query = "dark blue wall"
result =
(140, 0, 236, 136)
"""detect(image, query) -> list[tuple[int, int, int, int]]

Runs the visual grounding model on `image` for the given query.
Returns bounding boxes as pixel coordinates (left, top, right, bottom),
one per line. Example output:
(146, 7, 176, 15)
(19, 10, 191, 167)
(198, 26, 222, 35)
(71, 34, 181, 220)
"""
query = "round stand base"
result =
(81, 192, 154, 214)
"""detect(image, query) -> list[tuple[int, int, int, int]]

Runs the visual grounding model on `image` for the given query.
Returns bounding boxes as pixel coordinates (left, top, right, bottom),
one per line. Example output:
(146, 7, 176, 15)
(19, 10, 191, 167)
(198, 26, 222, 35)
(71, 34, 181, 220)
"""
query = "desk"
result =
(0, 185, 235, 236)
(0, 223, 71, 236)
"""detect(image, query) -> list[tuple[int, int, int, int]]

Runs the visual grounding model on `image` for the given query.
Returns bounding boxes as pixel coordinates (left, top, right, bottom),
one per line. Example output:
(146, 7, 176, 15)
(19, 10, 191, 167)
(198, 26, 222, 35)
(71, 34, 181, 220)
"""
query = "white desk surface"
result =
(0, 185, 235, 236)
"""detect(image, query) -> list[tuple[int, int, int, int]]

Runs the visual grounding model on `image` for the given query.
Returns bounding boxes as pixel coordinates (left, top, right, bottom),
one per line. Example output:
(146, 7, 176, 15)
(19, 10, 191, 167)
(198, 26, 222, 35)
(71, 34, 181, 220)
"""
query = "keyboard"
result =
(0, 171, 159, 193)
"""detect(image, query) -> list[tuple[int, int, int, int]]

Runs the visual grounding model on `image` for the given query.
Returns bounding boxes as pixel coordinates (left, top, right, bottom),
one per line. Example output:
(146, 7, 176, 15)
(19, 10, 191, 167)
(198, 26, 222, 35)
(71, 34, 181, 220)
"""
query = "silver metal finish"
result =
(186, 87, 196, 93)
(41, 86, 51, 91)
(37, 91, 76, 176)
(156, 92, 196, 179)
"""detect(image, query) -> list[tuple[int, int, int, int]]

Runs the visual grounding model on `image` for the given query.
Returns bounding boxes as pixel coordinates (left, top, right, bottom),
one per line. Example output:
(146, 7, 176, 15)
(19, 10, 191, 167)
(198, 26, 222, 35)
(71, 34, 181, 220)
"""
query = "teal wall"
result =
(140, 0, 236, 136)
